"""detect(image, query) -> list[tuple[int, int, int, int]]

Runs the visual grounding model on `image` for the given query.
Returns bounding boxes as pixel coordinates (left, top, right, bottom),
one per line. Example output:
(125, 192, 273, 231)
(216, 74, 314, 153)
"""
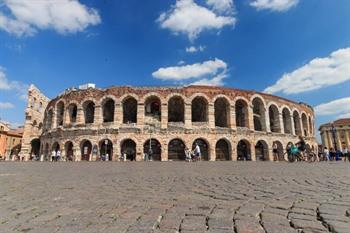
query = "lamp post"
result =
(331, 122, 340, 160)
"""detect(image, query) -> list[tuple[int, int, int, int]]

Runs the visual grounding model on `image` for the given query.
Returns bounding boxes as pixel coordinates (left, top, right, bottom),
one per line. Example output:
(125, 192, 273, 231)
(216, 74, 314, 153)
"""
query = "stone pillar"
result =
(279, 113, 284, 134)
(161, 103, 168, 129)
(75, 146, 81, 162)
(63, 107, 69, 126)
(184, 102, 192, 129)
(250, 143, 256, 161)
(94, 105, 102, 124)
(231, 142, 237, 161)
(77, 107, 84, 124)
(345, 130, 350, 149)
(115, 103, 122, 126)
(209, 145, 216, 161)
(52, 109, 57, 129)
(161, 143, 168, 161)
(208, 103, 215, 129)
(136, 142, 143, 161)
(321, 132, 329, 148)
(291, 116, 296, 135)
(265, 110, 271, 132)
(327, 131, 333, 149)
(248, 104, 254, 130)
(137, 103, 145, 127)
(299, 117, 304, 137)
(336, 130, 342, 150)
(230, 105, 236, 129)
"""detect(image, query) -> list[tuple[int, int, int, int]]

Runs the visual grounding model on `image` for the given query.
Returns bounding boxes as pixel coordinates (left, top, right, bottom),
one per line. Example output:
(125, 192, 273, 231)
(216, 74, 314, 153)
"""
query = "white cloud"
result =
(152, 58, 228, 86)
(0, 67, 28, 101)
(315, 97, 350, 119)
(250, 0, 299, 12)
(264, 48, 350, 95)
(157, 0, 235, 41)
(0, 102, 14, 109)
(186, 45, 206, 53)
(206, 0, 235, 14)
(0, 0, 101, 37)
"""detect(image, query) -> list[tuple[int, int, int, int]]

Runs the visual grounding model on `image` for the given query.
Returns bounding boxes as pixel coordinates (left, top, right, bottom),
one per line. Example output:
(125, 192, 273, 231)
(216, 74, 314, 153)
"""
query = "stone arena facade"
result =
(21, 85, 317, 162)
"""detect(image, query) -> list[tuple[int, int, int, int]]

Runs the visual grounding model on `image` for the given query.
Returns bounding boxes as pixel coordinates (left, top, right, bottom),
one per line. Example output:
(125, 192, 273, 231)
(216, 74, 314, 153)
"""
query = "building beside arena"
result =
(19, 84, 317, 162)
(319, 118, 350, 151)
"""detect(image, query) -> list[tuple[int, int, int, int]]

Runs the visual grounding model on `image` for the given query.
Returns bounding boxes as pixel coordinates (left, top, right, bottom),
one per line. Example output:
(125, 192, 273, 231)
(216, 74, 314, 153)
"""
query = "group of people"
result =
(184, 143, 202, 162)
(321, 147, 350, 161)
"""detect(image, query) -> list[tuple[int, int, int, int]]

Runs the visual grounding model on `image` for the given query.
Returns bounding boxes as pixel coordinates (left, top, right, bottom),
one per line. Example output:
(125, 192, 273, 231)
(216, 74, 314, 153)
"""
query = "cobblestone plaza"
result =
(1, 162, 349, 233)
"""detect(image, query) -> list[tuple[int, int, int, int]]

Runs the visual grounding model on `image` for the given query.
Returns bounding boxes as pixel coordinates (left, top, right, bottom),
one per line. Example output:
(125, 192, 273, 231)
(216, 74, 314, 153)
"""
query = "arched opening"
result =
(44, 143, 49, 161)
(123, 97, 137, 124)
(83, 101, 95, 124)
(168, 139, 186, 161)
(269, 105, 281, 133)
(99, 139, 113, 161)
(308, 117, 313, 135)
(120, 139, 136, 161)
(215, 139, 230, 161)
(237, 140, 251, 161)
(168, 96, 184, 123)
(143, 139, 161, 161)
(252, 98, 266, 131)
(235, 100, 248, 128)
(145, 96, 161, 120)
(215, 98, 230, 127)
(81, 140, 92, 161)
(103, 99, 115, 123)
(30, 138, 40, 159)
(302, 113, 308, 136)
(52, 142, 60, 151)
(192, 139, 209, 161)
(255, 140, 269, 161)
(56, 101, 64, 126)
(293, 111, 302, 136)
(273, 141, 284, 161)
(68, 104, 78, 124)
(192, 97, 208, 122)
(45, 109, 53, 130)
(282, 108, 292, 134)
(65, 141, 74, 161)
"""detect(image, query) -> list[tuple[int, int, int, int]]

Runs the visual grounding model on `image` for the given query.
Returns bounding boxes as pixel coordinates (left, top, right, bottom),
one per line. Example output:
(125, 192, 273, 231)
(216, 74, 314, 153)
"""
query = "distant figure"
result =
(56, 150, 61, 161)
(194, 143, 201, 161)
(185, 147, 192, 162)
(323, 147, 329, 161)
(272, 143, 278, 161)
(51, 150, 56, 162)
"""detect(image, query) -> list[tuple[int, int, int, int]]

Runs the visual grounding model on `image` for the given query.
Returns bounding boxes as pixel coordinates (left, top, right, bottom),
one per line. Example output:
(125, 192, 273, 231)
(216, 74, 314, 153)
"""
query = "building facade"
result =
(319, 118, 350, 151)
(21, 85, 317, 162)
(0, 122, 23, 160)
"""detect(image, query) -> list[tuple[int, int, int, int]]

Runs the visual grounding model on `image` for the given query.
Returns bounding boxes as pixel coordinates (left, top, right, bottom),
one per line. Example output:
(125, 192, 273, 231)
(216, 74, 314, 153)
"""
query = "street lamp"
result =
(331, 122, 340, 160)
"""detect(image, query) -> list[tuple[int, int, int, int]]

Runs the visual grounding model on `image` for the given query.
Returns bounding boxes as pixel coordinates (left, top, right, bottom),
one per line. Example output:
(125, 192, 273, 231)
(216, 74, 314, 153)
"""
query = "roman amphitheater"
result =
(20, 85, 317, 162)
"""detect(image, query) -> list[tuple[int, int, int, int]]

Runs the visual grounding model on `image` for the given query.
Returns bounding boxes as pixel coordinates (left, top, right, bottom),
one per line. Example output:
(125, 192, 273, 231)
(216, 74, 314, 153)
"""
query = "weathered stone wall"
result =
(20, 85, 50, 161)
(34, 85, 317, 162)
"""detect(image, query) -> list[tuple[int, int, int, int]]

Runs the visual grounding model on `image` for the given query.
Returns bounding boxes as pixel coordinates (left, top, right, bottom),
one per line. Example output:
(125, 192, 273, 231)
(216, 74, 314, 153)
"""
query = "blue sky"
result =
(0, 0, 350, 140)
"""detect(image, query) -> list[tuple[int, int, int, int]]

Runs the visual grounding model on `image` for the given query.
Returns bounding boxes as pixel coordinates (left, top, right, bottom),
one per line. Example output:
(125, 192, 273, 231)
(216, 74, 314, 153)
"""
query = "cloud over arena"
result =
(264, 47, 350, 95)
(250, 0, 299, 12)
(157, 0, 236, 41)
(152, 58, 228, 86)
(0, 0, 101, 36)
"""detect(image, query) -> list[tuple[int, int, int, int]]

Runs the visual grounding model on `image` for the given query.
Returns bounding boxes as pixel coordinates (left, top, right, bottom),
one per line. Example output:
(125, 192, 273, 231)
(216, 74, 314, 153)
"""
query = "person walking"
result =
(343, 147, 349, 161)
(324, 147, 330, 161)
(194, 143, 201, 161)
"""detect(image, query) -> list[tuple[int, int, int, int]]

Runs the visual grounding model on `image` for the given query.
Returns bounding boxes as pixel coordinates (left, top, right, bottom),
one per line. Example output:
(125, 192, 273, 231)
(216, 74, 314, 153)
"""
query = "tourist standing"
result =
(323, 147, 330, 161)
(56, 150, 61, 161)
(185, 147, 192, 162)
(272, 143, 278, 161)
(51, 150, 56, 162)
(194, 143, 201, 161)
(343, 147, 349, 161)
